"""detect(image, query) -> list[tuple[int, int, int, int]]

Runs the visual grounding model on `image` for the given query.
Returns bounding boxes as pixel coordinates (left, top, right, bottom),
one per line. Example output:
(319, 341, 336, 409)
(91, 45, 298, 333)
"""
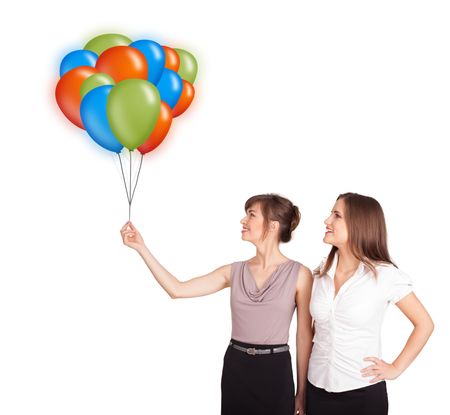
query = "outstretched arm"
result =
(121, 222, 231, 299)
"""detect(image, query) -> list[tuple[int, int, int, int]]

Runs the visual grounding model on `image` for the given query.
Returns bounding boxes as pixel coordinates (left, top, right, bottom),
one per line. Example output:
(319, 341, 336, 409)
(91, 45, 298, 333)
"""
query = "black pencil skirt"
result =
(306, 379, 389, 415)
(221, 339, 295, 415)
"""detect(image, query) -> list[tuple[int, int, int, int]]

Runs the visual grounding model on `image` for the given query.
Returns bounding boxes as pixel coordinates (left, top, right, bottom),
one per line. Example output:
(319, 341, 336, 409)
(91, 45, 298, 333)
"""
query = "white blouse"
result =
(308, 255, 413, 393)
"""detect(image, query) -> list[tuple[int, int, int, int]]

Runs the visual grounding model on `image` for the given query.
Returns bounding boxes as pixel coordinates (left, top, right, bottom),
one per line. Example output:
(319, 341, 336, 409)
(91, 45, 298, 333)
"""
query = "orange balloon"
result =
(95, 46, 147, 83)
(163, 46, 180, 71)
(138, 102, 173, 155)
(172, 81, 195, 117)
(55, 66, 98, 129)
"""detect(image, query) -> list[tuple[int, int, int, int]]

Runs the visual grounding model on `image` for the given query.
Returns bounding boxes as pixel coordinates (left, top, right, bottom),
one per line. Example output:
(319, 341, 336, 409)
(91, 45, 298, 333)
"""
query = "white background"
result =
(1, 0, 449, 413)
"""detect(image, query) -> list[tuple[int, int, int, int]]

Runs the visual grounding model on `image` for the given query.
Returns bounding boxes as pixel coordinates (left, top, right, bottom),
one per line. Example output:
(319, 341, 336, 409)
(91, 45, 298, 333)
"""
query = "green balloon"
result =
(80, 73, 115, 98)
(174, 48, 198, 84)
(106, 79, 161, 150)
(84, 34, 132, 55)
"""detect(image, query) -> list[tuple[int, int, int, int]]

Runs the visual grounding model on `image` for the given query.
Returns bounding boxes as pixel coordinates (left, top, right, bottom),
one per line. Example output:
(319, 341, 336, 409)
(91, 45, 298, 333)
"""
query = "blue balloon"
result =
(80, 86, 123, 153)
(156, 69, 183, 109)
(60, 50, 98, 77)
(130, 39, 165, 85)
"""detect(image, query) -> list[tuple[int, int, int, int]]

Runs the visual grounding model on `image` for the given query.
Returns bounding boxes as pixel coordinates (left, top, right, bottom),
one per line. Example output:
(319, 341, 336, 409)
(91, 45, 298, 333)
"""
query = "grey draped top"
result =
(230, 259, 301, 345)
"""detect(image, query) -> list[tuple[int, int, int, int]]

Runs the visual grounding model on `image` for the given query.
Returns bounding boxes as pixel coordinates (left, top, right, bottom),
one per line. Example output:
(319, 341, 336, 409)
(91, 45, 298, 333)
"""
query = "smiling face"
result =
(324, 198, 349, 248)
(240, 203, 267, 243)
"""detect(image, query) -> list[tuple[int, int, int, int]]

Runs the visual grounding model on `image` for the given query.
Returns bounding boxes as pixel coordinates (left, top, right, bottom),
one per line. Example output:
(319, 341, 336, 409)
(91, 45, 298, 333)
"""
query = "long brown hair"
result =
(317, 193, 396, 277)
(245, 194, 300, 242)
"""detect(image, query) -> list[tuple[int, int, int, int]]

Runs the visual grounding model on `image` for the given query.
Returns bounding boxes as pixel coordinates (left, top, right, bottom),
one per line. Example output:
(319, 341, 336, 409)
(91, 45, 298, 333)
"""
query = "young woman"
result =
(306, 193, 434, 415)
(120, 194, 313, 415)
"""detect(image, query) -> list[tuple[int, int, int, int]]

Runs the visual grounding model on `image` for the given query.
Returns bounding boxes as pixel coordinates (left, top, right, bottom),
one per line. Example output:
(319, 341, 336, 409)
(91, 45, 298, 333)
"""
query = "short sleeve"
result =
(386, 268, 414, 304)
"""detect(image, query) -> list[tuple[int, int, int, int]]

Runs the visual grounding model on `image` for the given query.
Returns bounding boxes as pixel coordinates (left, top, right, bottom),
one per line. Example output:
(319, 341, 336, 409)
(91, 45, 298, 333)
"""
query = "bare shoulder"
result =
(297, 263, 313, 281)
(296, 263, 313, 290)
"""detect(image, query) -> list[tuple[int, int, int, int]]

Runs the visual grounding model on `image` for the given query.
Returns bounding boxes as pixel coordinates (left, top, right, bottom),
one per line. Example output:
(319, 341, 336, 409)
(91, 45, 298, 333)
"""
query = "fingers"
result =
(362, 368, 382, 377)
(123, 231, 136, 240)
(121, 226, 137, 244)
(362, 358, 382, 381)
(369, 375, 384, 384)
(120, 222, 143, 249)
(363, 357, 381, 364)
(361, 364, 377, 374)
(120, 222, 138, 237)
(120, 221, 131, 233)
(361, 364, 377, 371)
(361, 357, 388, 383)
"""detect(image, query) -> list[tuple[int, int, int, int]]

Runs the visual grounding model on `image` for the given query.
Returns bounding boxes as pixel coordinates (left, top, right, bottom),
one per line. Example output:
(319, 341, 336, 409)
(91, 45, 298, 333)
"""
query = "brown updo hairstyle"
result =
(244, 193, 300, 242)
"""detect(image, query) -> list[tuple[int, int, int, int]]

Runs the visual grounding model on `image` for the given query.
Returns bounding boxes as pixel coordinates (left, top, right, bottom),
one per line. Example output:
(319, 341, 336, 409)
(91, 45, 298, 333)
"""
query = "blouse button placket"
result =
(327, 289, 336, 373)
(329, 303, 336, 361)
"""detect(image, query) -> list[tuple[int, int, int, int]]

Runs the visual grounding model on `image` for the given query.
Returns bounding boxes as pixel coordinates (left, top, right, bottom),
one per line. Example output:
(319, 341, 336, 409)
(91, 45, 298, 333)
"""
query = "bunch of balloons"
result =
(55, 33, 198, 218)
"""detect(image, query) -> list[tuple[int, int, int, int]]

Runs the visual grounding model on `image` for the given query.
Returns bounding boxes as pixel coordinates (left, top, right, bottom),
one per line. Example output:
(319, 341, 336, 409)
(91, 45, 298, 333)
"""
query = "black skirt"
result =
(306, 380, 388, 415)
(221, 339, 295, 415)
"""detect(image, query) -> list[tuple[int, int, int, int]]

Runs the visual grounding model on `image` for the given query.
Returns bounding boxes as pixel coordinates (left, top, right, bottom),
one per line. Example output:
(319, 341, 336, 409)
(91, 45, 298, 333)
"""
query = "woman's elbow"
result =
(165, 284, 180, 299)
(427, 318, 435, 336)
(168, 288, 183, 299)
(168, 281, 184, 299)
(416, 316, 435, 337)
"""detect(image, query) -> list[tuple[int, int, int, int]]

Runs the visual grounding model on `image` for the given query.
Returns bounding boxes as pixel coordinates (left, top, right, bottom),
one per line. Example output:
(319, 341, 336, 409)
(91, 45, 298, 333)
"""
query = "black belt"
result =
(229, 340, 289, 355)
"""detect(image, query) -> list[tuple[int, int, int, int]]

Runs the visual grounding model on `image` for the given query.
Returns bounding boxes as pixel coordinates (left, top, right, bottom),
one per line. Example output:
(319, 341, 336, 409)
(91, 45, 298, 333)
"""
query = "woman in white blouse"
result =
(306, 193, 434, 415)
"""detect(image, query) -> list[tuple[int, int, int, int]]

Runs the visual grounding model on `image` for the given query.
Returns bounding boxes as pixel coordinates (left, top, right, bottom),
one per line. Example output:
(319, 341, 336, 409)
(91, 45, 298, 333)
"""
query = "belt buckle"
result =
(246, 347, 257, 355)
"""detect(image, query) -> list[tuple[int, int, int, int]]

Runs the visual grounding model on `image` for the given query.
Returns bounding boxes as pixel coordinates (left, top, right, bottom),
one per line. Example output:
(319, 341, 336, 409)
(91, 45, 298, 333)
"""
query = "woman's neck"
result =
(251, 240, 288, 269)
(336, 247, 360, 273)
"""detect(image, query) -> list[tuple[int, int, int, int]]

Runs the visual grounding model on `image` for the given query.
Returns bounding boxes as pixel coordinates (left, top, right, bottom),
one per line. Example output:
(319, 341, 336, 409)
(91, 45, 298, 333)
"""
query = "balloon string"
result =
(118, 153, 130, 204)
(129, 149, 132, 221)
(130, 152, 143, 204)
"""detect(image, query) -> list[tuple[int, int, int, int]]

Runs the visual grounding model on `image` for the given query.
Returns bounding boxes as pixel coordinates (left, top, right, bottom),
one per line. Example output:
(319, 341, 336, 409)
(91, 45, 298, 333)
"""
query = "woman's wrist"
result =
(136, 244, 149, 256)
(391, 361, 406, 377)
(295, 389, 305, 398)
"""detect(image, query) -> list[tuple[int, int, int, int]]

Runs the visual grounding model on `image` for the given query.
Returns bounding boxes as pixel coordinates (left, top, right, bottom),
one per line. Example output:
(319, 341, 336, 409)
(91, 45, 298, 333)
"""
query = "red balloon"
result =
(172, 81, 195, 117)
(138, 102, 173, 155)
(162, 46, 180, 71)
(96, 46, 147, 83)
(55, 66, 98, 129)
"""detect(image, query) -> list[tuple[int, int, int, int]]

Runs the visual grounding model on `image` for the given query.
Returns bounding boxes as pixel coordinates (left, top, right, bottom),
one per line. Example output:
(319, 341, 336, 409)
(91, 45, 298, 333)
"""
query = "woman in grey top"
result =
(121, 193, 313, 415)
